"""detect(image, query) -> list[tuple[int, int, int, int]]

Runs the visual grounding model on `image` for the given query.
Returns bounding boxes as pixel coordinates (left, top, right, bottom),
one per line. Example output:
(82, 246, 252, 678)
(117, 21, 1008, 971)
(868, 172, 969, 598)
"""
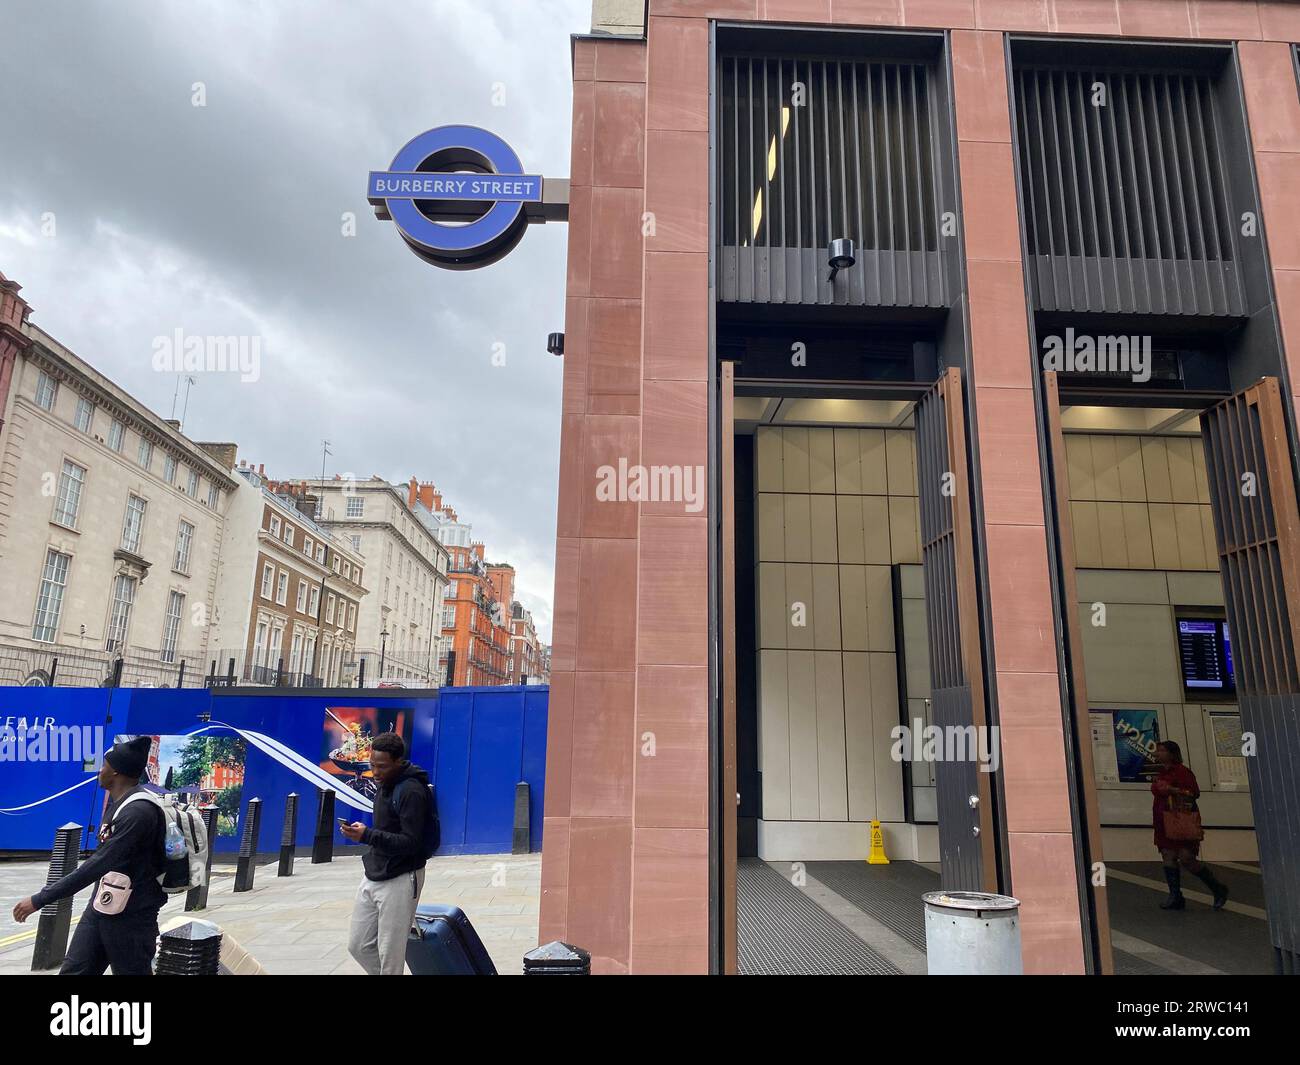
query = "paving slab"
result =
(0, 851, 540, 975)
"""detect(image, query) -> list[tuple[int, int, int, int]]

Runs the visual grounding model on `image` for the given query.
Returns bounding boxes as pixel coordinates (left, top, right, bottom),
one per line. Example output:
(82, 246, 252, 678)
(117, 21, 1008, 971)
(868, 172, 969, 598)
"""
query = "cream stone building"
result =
(0, 318, 236, 686)
(292, 477, 449, 685)
(208, 465, 368, 687)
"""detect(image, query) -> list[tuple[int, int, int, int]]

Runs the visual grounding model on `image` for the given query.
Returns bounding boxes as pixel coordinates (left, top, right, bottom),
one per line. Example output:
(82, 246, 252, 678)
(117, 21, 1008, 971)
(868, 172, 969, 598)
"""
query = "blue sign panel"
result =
(368, 125, 543, 270)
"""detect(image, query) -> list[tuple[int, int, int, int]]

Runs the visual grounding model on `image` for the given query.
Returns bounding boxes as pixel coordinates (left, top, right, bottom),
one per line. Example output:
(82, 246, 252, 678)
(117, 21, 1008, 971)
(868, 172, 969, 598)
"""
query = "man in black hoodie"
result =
(11, 736, 165, 975)
(340, 731, 430, 975)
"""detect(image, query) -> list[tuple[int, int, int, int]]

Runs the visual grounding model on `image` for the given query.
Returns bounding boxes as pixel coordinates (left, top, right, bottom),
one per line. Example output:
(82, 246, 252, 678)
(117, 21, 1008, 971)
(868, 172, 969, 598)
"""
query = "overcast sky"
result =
(0, 0, 591, 642)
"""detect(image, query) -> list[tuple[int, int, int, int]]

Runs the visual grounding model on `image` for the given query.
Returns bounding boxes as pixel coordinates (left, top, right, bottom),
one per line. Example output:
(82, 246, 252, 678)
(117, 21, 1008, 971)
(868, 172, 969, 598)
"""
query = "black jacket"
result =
(33, 786, 166, 916)
(362, 763, 430, 881)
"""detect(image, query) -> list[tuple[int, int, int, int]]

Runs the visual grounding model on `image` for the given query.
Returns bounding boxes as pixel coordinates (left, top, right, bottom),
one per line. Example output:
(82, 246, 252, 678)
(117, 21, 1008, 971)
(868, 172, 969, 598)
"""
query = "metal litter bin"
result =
(922, 891, 1022, 975)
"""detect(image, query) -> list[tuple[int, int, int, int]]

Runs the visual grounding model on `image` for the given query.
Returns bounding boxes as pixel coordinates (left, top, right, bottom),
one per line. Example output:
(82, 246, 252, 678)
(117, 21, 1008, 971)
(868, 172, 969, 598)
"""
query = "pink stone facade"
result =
(541, 0, 1300, 974)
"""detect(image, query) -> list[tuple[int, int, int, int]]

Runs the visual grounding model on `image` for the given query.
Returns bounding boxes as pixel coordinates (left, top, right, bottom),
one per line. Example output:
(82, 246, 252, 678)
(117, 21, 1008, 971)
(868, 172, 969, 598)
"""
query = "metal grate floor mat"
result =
(737, 859, 902, 975)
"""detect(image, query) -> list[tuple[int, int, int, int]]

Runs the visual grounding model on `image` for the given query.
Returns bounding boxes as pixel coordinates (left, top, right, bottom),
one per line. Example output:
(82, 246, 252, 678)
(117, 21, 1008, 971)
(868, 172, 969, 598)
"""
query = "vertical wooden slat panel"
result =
(1200, 379, 1300, 970)
(1044, 372, 1115, 975)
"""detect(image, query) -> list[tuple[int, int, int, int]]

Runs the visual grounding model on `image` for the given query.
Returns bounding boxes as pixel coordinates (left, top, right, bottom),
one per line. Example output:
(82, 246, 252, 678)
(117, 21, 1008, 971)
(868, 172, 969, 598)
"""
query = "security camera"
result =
(547, 332, 564, 356)
(827, 237, 856, 283)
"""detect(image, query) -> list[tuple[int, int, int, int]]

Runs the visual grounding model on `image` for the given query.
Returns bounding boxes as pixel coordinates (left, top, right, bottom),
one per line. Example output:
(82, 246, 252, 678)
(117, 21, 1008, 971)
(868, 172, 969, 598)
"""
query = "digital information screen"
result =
(1177, 617, 1235, 694)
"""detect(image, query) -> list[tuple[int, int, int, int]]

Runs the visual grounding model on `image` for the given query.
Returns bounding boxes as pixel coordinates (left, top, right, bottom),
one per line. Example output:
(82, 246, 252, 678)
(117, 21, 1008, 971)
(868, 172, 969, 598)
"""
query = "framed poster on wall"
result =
(1089, 709, 1160, 784)
(1208, 711, 1248, 789)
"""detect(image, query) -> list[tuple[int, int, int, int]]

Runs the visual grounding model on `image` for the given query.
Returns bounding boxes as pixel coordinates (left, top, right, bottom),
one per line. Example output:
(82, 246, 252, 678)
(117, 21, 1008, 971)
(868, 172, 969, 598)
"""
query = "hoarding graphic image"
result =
(129, 733, 247, 837)
(319, 707, 411, 801)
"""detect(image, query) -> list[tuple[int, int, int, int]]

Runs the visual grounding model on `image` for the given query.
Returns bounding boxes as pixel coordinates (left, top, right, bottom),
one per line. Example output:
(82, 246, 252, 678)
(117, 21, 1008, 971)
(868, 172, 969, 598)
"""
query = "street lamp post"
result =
(379, 626, 390, 681)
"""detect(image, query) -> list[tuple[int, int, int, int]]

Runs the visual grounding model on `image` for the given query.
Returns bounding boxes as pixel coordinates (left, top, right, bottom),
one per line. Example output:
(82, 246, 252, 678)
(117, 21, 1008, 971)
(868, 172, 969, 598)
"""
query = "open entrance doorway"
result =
(718, 346, 999, 975)
(1042, 371, 1296, 975)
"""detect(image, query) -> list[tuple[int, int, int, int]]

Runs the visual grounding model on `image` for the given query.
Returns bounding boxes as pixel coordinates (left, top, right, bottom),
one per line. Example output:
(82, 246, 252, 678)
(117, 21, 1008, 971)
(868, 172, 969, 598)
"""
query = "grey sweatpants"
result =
(347, 868, 425, 975)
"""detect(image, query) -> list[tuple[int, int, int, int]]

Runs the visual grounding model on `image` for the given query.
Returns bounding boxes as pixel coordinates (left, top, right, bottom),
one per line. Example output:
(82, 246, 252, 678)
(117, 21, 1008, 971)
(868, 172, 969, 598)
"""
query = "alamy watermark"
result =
(595, 459, 705, 513)
(890, 720, 1001, 773)
(151, 328, 261, 383)
(0, 723, 105, 764)
(1041, 328, 1151, 383)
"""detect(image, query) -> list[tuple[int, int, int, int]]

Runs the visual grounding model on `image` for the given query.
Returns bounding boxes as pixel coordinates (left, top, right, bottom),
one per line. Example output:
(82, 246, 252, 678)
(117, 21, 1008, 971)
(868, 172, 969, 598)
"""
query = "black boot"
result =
(1160, 865, 1185, 910)
(1195, 866, 1230, 911)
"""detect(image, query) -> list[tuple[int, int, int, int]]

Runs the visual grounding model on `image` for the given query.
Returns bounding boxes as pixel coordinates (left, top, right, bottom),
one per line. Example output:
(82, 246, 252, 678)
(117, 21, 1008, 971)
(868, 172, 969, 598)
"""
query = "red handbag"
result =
(1162, 796, 1204, 842)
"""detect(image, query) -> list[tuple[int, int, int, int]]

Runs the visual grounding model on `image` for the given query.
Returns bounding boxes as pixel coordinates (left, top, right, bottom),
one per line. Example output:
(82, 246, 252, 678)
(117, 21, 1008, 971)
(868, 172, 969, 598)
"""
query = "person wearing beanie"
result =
(10, 735, 167, 975)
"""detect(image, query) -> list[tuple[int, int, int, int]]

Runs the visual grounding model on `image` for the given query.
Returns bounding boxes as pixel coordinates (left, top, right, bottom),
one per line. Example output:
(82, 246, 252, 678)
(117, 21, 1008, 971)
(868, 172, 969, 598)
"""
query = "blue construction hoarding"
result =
(0, 685, 547, 856)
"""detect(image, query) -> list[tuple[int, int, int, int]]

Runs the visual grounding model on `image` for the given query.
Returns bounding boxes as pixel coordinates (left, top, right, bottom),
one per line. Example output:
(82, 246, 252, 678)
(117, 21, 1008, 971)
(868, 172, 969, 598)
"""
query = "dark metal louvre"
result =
(718, 53, 946, 308)
(914, 369, 990, 894)
(1014, 66, 1246, 317)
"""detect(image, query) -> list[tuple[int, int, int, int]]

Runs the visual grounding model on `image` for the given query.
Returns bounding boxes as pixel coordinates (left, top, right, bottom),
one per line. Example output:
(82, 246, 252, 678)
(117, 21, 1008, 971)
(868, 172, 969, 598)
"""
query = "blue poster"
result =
(1112, 709, 1160, 783)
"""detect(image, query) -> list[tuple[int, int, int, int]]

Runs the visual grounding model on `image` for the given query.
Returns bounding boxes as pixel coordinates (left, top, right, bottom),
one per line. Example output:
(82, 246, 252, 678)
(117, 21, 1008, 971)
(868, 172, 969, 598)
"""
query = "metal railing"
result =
(0, 641, 204, 688)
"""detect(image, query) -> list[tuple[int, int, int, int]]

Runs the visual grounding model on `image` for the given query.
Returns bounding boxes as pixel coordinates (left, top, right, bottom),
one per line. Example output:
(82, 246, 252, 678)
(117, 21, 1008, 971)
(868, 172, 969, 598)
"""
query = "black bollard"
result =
(233, 798, 262, 892)
(185, 806, 220, 912)
(278, 793, 299, 876)
(312, 788, 336, 864)
(156, 919, 223, 975)
(31, 823, 81, 971)
(512, 781, 530, 855)
(522, 941, 591, 975)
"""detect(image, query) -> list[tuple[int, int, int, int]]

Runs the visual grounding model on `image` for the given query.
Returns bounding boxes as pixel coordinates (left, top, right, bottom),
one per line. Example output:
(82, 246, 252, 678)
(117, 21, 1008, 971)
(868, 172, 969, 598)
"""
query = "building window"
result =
(207, 483, 219, 509)
(304, 537, 314, 558)
(186, 470, 199, 498)
(442, 607, 455, 628)
(350, 535, 361, 551)
(163, 454, 177, 484)
(348, 603, 356, 631)
(136, 438, 153, 470)
(290, 632, 303, 672)
(121, 494, 147, 553)
(296, 580, 308, 613)
(346, 496, 364, 517)
(32, 548, 71, 642)
(108, 419, 125, 452)
(276, 571, 288, 606)
(174, 520, 194, 573)
(316, 544, 325, 563)
(270, 625, 284, 661)
(253, 621, 269, 665)
(326, 594, 336, 624)
(105, 574, 137, 651)
(160, 590, 184, 663)
(283, 523, 294, 545)
(35, 371, 57, 411)
(261, 562, 274, 599)
(308, 586, 319, 615)
(269, 514, 281, 537)
(304, 635, 316, 674)
(74, 397, 94, 433)
(446, 580, 458, 599)
(52, 460, 86, 528)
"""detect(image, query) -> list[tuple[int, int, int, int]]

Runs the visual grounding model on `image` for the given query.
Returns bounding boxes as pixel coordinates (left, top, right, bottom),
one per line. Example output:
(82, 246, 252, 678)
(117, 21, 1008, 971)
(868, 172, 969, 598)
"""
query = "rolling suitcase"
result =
(406, 903, 498, 975)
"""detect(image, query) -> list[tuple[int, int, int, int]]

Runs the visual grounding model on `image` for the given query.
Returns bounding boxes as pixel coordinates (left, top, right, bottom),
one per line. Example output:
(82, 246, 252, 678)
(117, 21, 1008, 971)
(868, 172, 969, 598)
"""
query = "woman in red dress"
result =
(1151, 740, 1229, 911)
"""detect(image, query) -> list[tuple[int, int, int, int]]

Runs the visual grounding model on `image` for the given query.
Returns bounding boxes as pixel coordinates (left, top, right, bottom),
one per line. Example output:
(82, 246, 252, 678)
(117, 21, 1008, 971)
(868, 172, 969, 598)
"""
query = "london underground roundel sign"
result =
(367, 125, 546, 270)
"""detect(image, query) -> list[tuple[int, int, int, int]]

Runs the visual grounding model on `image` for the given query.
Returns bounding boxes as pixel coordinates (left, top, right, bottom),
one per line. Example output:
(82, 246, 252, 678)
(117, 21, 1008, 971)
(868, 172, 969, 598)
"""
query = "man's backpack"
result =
(115, 792, 209, 894)
(390, 780, 440, 860)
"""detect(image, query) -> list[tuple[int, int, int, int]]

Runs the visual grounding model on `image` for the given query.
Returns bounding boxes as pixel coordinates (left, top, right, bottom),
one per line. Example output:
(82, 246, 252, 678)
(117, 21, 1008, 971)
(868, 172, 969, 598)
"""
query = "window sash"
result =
(174, 521, 194, 572)
(74, 398, 94, 432)
(32, 549, 70, 642)
(106, 575, 136, 651)
(160, 591, 184, 662)
(35, 372, 57, 410)
(53, 461, 86, 527)
(121, 495, 147, 553)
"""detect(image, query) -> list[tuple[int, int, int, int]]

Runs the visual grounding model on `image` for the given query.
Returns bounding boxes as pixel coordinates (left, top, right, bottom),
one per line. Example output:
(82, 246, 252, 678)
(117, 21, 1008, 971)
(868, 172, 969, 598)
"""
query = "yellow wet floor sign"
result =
(867, 819, 890, 865)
